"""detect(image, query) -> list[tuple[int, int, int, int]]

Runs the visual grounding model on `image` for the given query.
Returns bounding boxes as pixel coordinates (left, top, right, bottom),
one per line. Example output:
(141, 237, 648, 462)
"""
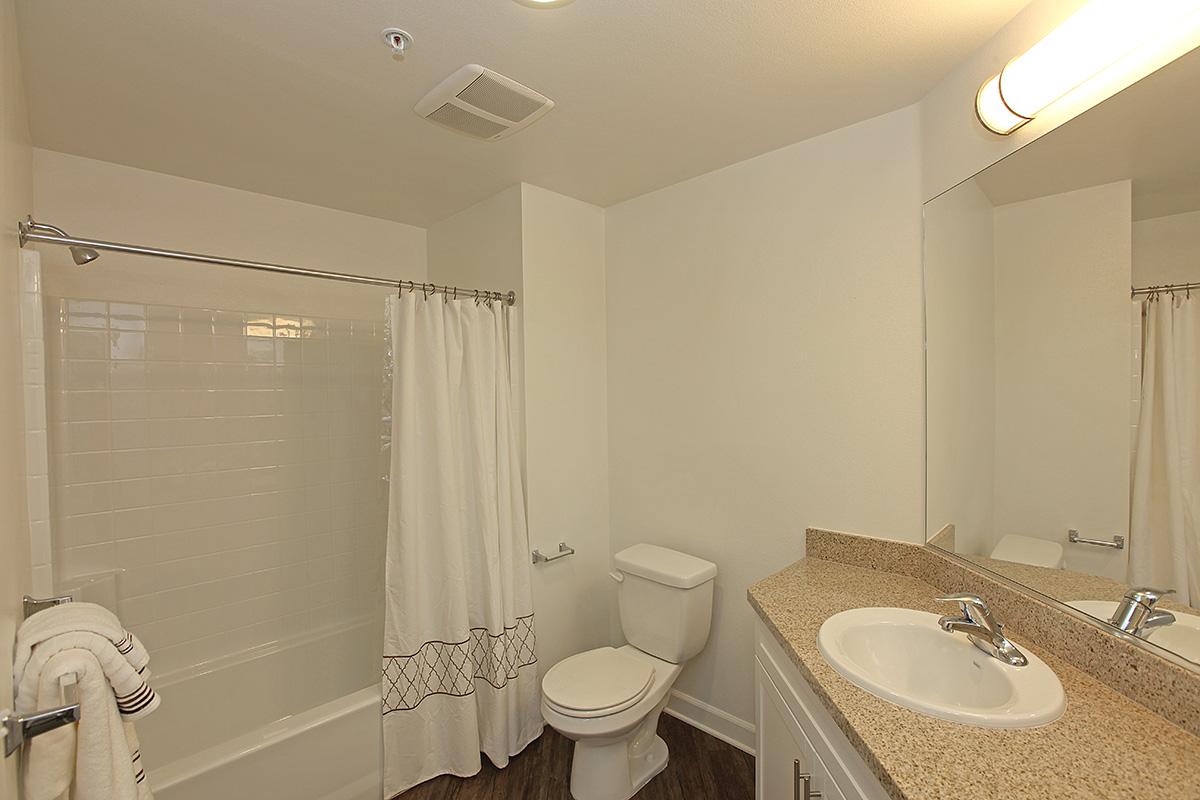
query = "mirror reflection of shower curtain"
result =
(379, 292, 542, 796)
(1130, 292, 1199, 607)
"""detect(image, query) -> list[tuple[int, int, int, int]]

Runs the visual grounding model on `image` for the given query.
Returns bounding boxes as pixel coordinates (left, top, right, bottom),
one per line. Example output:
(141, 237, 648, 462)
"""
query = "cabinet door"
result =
(756, 657, 849, 800)
(757, 661, 806, 800)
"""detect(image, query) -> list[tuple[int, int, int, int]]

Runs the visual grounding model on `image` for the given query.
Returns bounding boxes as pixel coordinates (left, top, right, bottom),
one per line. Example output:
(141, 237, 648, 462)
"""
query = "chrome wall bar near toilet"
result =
(532, 542, 575, 564)
(1067, 529, 1125, 550)
(17, 217, 517, 305)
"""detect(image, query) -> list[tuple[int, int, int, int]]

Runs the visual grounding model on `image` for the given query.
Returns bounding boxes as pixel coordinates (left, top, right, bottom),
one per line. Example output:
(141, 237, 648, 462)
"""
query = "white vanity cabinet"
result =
(754, 622, 890, 800)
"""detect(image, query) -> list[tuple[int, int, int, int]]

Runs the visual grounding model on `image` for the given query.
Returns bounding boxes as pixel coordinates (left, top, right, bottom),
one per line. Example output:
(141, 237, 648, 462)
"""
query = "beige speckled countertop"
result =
(748, 557, 1200, 800)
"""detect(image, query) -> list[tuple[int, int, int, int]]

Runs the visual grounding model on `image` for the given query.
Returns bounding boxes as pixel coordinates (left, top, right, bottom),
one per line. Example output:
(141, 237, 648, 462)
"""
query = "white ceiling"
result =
(16, 0, 1031, 227)
(974, 43, 1200, 221)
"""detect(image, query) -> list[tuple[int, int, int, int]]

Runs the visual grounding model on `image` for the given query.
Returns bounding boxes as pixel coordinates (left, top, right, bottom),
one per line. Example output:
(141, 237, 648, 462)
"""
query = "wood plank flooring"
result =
(397, 714, 755, 800)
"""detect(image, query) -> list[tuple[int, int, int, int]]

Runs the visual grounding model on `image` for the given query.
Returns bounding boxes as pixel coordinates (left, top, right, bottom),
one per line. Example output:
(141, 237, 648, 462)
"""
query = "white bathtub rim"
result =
(151, 615, 378, 688)
(150, 686, 381, 792)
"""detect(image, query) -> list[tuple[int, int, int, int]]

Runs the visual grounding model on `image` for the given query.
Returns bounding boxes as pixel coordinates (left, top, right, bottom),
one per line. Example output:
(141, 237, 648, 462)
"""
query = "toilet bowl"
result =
(540, 544, 716, 800)
(990, 534, 1065, 569)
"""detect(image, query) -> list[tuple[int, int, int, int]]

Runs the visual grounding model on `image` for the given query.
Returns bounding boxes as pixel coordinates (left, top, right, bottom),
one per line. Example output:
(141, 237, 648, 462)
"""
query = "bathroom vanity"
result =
(748, 530, 1200, 800)
(755, 620, 889, 800)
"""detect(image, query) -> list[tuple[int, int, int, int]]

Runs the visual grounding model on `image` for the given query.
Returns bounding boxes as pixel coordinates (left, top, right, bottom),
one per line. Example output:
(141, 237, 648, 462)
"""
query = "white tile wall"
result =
(44, 297, 388, 676)
(20, 250, 54, 596)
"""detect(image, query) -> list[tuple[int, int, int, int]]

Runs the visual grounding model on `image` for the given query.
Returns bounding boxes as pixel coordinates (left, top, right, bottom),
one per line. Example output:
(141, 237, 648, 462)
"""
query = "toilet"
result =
(540, 544, 717, 800)
(989, 534, 1066, 569)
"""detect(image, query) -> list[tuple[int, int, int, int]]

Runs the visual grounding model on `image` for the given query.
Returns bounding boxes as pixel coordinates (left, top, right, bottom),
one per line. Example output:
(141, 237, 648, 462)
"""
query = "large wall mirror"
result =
(924, 44, 1200, 668)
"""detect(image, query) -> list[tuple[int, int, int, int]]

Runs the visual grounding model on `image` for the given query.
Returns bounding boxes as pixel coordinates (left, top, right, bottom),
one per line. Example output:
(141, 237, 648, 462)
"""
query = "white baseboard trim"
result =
(663, 689, 756, 756)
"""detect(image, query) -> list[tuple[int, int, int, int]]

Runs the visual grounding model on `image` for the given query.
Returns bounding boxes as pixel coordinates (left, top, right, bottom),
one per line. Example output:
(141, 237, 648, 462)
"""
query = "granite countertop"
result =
(748, 557, 1200, 800)
(960, 553, 1197, 617)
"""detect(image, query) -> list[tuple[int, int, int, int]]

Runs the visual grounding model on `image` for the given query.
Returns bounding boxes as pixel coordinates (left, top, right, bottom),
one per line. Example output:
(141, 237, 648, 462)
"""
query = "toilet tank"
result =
(613, 544, 717, 664)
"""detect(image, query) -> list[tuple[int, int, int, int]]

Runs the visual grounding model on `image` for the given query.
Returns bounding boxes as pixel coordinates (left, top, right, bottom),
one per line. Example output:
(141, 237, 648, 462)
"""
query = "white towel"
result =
(14, 603, 153, 682)
(14, 604, 159, 720)
(23, 649, 152, 800)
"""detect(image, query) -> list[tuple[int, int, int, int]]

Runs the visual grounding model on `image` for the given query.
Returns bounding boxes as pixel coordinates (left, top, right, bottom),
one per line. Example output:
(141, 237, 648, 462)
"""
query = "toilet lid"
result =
(542, 648, 655, 718)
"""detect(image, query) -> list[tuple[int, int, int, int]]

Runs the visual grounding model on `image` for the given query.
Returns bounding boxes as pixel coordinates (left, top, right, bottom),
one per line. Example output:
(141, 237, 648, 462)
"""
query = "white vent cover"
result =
(414, 64, 554, 141)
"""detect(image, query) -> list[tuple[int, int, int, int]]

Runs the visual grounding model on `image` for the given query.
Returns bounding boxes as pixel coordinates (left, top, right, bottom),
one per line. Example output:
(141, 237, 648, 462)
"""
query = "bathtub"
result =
(139, 622, 382, 800)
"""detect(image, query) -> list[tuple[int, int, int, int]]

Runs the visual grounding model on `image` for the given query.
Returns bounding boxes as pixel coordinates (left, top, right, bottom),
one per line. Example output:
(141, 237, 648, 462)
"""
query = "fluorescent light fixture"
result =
(976, 0, 1200, 134)
(514, 0, 576, 7)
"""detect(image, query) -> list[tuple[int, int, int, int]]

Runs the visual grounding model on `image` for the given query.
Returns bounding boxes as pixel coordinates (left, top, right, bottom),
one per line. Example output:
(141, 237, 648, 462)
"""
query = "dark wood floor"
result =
(398, 714, 754, 800)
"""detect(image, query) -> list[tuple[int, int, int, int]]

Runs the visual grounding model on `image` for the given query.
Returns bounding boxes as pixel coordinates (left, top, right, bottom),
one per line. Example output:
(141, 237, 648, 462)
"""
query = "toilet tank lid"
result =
(614, 544, 717, 588)
(991, 534, 1064, 568)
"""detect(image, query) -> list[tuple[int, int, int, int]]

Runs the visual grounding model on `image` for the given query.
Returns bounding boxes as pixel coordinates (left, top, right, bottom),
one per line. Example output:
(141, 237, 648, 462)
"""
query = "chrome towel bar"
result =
(2, 703, 81, 757)
(1067, 529, 1125, 550)
(5, 596, 83, 758)
(2, 673, 80, 758)
(23, 594, 73, 619)
(532, 542, 575, 564)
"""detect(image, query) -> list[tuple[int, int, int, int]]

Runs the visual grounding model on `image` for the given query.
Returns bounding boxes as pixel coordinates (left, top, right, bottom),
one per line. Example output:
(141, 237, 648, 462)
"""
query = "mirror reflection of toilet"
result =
(540, 544, 717, 800)
(990, 534, 1065, 569)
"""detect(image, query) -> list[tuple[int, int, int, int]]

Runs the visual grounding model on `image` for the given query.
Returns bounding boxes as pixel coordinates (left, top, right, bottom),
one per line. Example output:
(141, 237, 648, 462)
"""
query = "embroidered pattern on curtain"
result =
(382, 615, 537, 712)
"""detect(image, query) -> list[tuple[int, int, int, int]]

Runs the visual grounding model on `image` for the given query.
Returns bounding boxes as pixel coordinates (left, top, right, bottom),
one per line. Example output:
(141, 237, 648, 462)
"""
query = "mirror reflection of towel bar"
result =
(1067, 530, 1125, 550)
(532, 542, 575, 564)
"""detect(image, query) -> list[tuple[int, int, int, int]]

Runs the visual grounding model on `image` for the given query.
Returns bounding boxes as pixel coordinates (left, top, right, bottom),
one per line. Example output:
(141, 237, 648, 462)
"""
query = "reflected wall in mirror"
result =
(925, 44, 1200, 667)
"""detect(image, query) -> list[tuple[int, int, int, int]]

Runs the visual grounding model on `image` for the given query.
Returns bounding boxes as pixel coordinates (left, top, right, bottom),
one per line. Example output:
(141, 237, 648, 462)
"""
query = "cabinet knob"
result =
(793, 759, 822, 800)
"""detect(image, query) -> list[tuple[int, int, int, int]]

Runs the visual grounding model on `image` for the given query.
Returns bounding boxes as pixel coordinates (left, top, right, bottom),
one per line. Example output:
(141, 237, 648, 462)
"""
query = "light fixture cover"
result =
(975, 0, 1200, 134)
(514, 0, 576, 7)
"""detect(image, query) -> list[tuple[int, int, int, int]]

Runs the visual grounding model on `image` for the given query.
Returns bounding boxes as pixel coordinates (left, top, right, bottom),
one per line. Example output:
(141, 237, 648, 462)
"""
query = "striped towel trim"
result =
(116, 683, 159, 717)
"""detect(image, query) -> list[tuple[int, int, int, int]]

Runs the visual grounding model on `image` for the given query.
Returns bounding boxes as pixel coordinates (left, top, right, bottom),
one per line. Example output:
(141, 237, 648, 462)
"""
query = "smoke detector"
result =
(414, 65, 554, 141)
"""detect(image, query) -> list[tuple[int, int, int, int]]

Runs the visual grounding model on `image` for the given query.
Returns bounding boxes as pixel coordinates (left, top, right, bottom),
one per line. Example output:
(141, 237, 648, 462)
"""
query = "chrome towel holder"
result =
(3, 700, 81, 758)
(532, 542, 575, 564)
(1067, 529, 1125, 550)
(3, 594, 82, 758)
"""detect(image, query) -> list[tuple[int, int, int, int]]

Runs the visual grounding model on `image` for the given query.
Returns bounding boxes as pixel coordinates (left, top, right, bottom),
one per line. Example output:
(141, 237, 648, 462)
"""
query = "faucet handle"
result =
(937, 592, 990, 612)
(936, 593, 995, 626)
(1124, 587, 1174, 607)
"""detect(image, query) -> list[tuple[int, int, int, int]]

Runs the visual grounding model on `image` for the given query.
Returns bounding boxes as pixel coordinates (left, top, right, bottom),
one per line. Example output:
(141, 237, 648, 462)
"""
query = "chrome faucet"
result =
(936, 593, 1029, 667)
(1108, 587, 1175, 637)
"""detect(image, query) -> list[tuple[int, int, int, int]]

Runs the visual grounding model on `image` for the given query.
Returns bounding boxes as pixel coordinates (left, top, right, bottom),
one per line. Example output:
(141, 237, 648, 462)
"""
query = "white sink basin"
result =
(1067, 600, 1200, 663)
(817, 607, 1065, 728)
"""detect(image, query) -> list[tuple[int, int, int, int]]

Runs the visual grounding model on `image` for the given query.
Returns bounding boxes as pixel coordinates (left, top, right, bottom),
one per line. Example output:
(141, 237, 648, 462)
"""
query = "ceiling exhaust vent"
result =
(415, 65, 554, 141)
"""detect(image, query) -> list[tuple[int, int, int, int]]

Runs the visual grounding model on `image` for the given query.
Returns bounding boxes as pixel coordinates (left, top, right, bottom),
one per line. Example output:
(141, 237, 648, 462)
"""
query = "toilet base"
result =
(568, 734, 669, 800)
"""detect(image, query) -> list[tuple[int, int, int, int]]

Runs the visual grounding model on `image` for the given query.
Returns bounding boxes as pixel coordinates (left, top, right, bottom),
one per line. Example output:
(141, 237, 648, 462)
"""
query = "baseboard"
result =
(663, 689, 756, 756)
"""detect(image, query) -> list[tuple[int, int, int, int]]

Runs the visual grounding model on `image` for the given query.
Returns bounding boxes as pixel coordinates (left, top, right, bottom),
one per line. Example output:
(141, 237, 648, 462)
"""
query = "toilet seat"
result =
(542, 647, 655, 719)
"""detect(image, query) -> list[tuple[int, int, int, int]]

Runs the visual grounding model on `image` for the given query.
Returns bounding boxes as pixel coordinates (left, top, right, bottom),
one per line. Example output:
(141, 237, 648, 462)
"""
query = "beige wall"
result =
(924, 179, 996, 557)
(519, 185, 611, 680)
(1134, 209, 1200, 288)
(427, 185, 523, 298)
(0, 0, 33, 796)
(32, 149, 427, 318)
(993, 182, 1132, 579)
(606, 106, 924, 734)
(428, 184, 613, 681)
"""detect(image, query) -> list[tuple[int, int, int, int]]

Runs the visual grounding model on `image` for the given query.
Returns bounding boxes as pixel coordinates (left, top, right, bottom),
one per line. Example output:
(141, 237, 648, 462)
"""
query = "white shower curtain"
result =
(380, 292, 542, 797)
(1130, 292, 1200, 606)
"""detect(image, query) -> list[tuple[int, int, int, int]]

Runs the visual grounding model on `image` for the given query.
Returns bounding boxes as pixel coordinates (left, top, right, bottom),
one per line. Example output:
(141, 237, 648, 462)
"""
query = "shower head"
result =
(21, 217, 100, 266)
(70, 246, 100, 265)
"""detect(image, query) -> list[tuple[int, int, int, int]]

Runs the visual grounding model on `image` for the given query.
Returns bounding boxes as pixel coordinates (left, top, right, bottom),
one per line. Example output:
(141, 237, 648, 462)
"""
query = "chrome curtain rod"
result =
(17, 217, 516, 305)
(1131, 281, 1199, 297)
